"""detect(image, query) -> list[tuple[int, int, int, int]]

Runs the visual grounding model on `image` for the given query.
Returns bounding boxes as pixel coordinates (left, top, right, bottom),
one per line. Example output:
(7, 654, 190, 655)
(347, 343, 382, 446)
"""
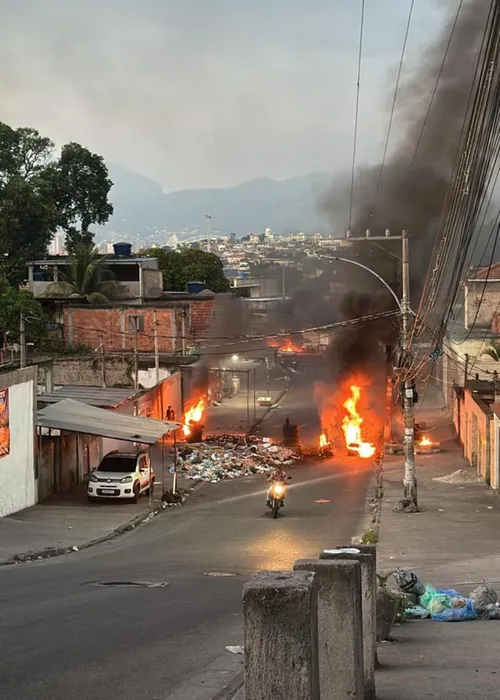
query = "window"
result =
(128, 315, 145, 332)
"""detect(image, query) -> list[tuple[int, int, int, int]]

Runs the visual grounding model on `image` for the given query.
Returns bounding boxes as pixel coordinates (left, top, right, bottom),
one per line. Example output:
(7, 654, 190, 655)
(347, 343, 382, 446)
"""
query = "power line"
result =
(348, 0, 365, 230)
(402, 0, 464, 185)
(375, 0, 415, 199)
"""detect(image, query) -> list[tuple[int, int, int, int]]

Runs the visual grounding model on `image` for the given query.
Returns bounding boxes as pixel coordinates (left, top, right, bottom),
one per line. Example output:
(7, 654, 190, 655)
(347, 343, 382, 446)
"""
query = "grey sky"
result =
(0, 0, 449, 191)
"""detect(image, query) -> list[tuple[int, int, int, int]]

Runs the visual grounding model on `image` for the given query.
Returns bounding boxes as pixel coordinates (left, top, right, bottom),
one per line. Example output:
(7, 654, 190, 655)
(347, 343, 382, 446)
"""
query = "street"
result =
(0, 369, 372, 700)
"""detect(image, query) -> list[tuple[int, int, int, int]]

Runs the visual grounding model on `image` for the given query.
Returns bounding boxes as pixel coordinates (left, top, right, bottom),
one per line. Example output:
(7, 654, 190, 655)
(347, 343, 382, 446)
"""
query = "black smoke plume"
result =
(319, 0, 491, 374)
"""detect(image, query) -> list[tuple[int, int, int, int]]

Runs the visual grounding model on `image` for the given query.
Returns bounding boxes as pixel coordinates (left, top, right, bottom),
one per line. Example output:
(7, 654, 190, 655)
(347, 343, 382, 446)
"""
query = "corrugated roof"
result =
(36, 399, 179, 444)
(467, 263, 500, 281)
(38, 386, 140, 408)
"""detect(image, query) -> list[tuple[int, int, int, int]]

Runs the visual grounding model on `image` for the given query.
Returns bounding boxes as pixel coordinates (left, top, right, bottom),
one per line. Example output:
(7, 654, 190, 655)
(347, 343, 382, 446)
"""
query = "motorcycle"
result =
(267, 477, 291, 518)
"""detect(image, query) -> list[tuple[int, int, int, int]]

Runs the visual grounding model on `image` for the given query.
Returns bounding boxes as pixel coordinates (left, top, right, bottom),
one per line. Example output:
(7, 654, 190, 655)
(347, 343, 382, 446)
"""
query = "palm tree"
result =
(481, 341, 500, 361)
(44, 245, 124, 304)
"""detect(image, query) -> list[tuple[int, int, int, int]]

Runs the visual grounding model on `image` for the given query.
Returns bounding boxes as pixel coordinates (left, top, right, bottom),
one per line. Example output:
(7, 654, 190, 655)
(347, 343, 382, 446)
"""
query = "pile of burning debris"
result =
(176, 435, 300, 483)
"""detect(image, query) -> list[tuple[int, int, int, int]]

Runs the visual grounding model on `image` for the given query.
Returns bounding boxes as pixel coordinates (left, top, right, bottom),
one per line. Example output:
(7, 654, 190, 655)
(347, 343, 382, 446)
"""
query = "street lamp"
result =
(316, 254, 401, 311)
(316, 235, 418, 510)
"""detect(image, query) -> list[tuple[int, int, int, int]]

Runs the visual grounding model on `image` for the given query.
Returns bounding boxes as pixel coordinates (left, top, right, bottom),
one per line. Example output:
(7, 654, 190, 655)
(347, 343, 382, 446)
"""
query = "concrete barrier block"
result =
(320, 549, 376, 699)
(294, 559, 364, 699)
(243, 570, 320, 700)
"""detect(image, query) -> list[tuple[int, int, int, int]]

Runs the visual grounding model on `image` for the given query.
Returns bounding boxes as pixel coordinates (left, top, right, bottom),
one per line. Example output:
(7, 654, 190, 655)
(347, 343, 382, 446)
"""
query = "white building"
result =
(0, 366, 37, 517)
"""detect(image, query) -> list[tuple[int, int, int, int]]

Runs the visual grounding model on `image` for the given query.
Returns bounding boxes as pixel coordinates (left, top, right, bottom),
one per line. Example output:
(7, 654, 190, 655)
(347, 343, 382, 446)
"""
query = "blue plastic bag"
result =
(430, 598, 476, 622)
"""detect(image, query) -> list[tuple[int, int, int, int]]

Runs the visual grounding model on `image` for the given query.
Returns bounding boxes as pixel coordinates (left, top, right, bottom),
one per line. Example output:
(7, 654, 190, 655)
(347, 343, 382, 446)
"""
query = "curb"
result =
(210, 671, 244, 700)
(0, 482, 205, 568)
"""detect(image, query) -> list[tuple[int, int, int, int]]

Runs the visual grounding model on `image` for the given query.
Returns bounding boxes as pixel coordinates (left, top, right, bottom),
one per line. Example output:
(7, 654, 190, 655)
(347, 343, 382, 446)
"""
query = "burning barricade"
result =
(176, 435, 300, 483)
(314, 376, 378, 460)
(342, 384, 376, 458)
(182, 397, 206, 443)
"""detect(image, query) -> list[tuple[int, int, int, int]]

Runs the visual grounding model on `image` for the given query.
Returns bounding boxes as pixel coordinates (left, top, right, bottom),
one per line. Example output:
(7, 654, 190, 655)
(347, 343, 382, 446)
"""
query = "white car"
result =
(87, 451, 155, 502)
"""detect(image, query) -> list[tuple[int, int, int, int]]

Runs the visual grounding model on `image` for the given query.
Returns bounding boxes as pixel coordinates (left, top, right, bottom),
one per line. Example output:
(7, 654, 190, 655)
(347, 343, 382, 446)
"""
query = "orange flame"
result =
(419, 436, 432, 447)
(342, 385, 375, 459)
(319, 433, 328, 448)
(182, 397, 206, 437)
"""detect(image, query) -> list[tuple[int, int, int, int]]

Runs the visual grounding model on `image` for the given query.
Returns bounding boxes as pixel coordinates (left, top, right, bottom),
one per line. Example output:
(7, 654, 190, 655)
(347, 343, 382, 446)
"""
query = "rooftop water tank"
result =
(187, 281, 207, 294)
(113, 242, 132, 257)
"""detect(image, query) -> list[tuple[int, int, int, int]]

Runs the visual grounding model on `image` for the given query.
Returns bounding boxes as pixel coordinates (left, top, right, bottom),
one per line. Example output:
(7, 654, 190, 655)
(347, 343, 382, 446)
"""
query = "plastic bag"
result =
(419, 585, 451, 610)
(393, 568, 426, 596)
(431, 598, 476, 622)
(406, 605, 430, 619)
(470, 584, 498, 610)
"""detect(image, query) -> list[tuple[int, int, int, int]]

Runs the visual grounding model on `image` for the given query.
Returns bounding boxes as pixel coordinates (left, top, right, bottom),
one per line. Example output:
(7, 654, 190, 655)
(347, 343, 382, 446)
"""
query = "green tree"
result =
(142, 247, 230, 292)
(0, 123, 58, 284)
(0, 278, 47, 346)
(0, 122, 114, 284)
(52, 142, 114, 253)
(44, 245, 124, 304)
(481, 341, 500, 361)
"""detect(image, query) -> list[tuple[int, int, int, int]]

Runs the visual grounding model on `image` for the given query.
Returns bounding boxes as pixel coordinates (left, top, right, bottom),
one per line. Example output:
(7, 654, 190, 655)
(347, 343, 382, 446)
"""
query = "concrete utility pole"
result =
(153, 310, 160, 385)
(133, 329, 139, 390)
(318, 229, 417, 508)
(100, 336, 106, 388)
(19, 311, 26, 369)
(401, 229, 417, 508)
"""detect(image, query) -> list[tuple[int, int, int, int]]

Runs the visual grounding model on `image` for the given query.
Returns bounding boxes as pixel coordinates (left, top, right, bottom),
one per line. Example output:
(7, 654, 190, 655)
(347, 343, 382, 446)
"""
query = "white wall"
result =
(0, 378, 36, 517)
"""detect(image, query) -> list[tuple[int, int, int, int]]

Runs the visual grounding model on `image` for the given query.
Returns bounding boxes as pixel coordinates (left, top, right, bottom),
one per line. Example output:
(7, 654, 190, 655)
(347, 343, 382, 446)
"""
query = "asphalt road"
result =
(0, 367, 371, 700)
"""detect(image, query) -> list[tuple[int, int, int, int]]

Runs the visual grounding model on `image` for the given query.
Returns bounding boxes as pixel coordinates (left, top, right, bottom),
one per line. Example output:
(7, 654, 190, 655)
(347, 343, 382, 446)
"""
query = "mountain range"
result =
(103, 164, 335, 237)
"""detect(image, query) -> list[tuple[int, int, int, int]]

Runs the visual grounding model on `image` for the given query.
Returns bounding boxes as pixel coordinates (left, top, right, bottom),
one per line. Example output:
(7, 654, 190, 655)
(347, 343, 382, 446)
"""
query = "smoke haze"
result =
(320, 0, 492, 378)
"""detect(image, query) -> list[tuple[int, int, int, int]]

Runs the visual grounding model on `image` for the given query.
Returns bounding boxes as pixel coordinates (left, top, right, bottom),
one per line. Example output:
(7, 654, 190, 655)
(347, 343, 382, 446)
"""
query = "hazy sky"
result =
(0, 0, 449, 191)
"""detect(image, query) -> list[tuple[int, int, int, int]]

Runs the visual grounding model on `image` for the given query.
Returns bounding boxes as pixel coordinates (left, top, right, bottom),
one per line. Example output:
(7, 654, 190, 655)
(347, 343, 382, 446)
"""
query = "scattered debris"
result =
(176, 435, 300, 483)
(204, 572, 238, 577)
(225, 646, 244, 655)
(314, 499, 331, 504)
(393, 498, 419, 513)
(433, 469, 479, 484)
(392, 567, 500, 622)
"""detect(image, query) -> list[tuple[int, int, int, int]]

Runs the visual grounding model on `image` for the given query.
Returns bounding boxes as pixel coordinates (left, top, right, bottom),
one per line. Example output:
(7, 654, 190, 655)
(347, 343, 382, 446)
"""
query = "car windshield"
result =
(97, 456, 137, 473)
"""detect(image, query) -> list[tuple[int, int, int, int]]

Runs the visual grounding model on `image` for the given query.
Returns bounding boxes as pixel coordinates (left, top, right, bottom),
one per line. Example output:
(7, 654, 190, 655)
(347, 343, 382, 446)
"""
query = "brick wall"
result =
(63, 298, 216, 353)
(190, 297, 215, 335)
(64, 306, 180, 352)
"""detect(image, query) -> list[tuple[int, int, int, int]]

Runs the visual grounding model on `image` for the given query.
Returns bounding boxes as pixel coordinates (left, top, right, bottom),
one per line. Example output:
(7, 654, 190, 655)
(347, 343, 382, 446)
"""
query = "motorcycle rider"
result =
(266, 466, 288, 507)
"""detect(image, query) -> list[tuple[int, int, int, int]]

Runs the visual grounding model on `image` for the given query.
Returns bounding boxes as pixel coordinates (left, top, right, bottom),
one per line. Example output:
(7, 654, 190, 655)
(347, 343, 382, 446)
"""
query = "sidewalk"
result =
(0, 472, 197, 566)
(376, 384, 500, 699)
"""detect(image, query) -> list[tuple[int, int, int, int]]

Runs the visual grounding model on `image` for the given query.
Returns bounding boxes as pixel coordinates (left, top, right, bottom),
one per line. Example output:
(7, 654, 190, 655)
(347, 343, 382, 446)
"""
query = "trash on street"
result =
(392, 567, 500, 622)
(176, 435, 300, 482)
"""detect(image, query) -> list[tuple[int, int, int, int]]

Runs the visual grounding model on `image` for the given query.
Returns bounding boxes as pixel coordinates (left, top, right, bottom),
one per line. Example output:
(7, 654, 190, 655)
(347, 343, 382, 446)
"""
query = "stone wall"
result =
(52, 356, 133, 387)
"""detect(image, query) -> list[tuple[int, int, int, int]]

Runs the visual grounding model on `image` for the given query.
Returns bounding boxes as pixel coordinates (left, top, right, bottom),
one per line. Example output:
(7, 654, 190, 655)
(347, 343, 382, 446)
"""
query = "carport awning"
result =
(36, 398, 180, 444)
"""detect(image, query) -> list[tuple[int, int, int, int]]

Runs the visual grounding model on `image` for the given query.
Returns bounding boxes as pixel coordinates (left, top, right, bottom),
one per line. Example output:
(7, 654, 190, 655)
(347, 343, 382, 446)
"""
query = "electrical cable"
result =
(348, 0, 365, 230)
(375, 0, 415, 200)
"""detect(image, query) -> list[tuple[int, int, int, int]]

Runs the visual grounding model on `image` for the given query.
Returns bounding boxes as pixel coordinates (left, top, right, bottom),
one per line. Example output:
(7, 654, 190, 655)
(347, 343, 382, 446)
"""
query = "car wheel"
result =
(132, 482, 141, 503)
(146, 479, 155, 497)
(87, 495, 96, 503)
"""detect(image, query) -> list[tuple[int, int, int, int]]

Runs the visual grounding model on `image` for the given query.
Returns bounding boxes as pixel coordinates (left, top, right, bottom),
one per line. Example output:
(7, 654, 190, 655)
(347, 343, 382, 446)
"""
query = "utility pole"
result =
(181, 307, 187, 356)
(318, 229, 417, 508)
(206, 214, 212, 253)
(100, 336, 106, 388)
(401, 229, 417, 509)
(20, 311, 26, 369)
(133, 329, 139, 390)
(153, 310, 160, 385)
